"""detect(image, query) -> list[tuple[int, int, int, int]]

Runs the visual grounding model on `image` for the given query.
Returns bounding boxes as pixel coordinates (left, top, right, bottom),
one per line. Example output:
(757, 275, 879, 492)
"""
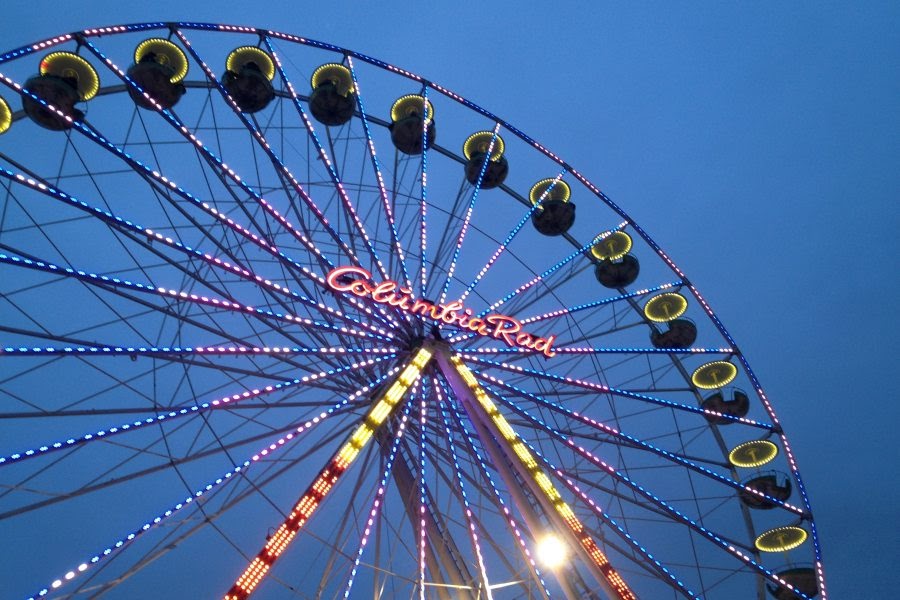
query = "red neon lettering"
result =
(371, 280, 398, 303)
(325, 267, 557, 358)
(326, 266, 372, 291)
(486, 314, 521, 347)
(410, 299, 433, 316)
(532, 335, 557, 358)
(441, 302, 464, 325)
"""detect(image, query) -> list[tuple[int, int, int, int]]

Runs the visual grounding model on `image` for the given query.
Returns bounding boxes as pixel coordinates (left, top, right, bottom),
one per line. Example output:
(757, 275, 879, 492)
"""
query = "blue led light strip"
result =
(462, 354, 774, 430)
(25, 365, 400, 600)
(2, 346, 396, 357)
(341, 402, 413, 598)
(436, 378, 552, 598)
(257, 37, 392, 286)
(0, 354, 396, 466)
(437, 123, 502, 306)
(0, 32, 78, 65)
(416, 383, 428, 600)
(344, 54, 414, 290)
(518, 281, 683, 325)
(433, 382, 493, 598)
(463, 346, 733, 355)
(0, 165, 392, 338)
(0, 252, 389, 342)
(419, 87, 431, 298)
(476, 370, 806, 516)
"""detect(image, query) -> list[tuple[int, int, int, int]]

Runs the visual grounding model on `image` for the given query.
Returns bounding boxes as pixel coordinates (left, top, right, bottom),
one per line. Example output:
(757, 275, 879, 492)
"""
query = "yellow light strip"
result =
(448, 355, 637, 600)
(224, 348, 432, 600)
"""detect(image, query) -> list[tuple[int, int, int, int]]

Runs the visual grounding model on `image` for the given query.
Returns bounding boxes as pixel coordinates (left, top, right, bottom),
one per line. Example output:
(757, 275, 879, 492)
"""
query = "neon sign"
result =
(326, 266, 557, 358)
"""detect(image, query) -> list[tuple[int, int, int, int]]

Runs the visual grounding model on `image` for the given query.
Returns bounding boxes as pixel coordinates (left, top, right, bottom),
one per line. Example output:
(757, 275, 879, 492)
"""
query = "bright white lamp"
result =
(535, 533, 568, 569)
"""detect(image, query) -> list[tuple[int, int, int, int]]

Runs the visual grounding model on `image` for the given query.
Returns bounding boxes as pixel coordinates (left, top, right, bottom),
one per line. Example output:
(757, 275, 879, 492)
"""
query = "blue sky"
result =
(0, 2, 897, 598)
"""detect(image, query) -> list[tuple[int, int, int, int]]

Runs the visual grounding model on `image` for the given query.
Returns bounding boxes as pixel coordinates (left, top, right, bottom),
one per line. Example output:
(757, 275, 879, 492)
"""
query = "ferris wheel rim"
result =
(0, 23, 825, 600)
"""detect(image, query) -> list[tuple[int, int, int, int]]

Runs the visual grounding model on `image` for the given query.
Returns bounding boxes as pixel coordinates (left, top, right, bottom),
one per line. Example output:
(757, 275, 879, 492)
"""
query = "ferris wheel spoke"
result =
(172, 30, 372, 277)
(437, 351, 638, 599)
(88, 110, 276, 289)
(20, 376, 378, 600)
(417, 88, 431, 297)
(413, 383, 427, 599)
(517, 280, 683, 326)
(509, 416, 810, 599)
(1, 409, 309, 523)
(465, 346, 732, 356)
(479, 374, 806, 517)
(439, 381, 552, 600)
(0, 400, 357, 419)
(432, 384, 493, 597)
(0, 353, 395, 467)
(250, 42, 398, 289)
(435, 123, 501, 307)
(463, 355, 774, 430)
(330, 57, 409, 284)
(549, 458, 679, 524)
(224, 347, 431, 600)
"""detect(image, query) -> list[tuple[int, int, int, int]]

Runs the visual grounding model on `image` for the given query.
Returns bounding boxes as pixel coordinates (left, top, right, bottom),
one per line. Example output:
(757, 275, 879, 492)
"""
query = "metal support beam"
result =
(442, 375, 581, 600)
(432, 344, 636, 600)
(376, 426, 474, 600)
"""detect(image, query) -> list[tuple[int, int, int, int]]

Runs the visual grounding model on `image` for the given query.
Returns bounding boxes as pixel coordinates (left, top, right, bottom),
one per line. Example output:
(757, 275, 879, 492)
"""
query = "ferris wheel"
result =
(0, 23, 826, 600)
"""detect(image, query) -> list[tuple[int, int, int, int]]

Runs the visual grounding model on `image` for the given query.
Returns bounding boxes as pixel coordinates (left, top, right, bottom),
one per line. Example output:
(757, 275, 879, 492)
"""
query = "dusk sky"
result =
(0, 2, 897, 599)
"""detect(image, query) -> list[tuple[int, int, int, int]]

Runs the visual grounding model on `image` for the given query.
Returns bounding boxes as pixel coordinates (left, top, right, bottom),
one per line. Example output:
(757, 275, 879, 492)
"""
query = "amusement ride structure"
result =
(0, 23, 825, 600)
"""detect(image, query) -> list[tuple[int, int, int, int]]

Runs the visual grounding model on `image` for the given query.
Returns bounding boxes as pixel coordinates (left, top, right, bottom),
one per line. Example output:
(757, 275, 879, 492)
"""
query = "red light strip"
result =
(447, 355, 637, 600)
(223, 348, 432, 600)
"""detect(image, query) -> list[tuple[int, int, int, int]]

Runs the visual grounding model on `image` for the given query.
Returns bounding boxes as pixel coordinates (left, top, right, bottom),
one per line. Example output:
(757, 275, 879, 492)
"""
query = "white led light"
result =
(535, 534, 568, 569)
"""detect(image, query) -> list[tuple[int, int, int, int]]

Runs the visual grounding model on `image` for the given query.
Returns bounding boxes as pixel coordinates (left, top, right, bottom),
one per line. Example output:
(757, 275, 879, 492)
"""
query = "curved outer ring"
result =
(0, 21, 826, 598)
